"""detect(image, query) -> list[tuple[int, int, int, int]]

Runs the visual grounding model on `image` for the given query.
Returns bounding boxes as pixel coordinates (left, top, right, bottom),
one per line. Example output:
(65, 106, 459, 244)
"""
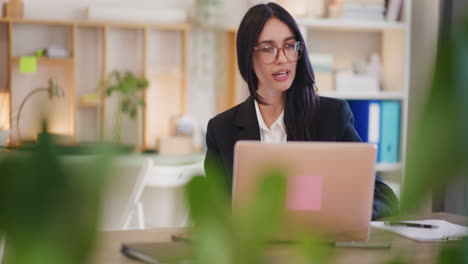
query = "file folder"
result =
(379, 101, 400, 163)
(347, 100, 381, 162)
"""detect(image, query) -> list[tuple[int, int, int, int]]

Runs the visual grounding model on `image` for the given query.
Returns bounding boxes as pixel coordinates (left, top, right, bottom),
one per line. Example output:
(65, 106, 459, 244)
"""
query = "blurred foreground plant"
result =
(185, 160, 331, 264)
(0, 122, 116, 264)
(397, 11, 468, 264)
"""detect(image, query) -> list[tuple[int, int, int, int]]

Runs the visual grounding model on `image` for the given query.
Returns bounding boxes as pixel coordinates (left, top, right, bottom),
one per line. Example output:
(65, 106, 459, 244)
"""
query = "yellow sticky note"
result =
(19, 56, 37, 73)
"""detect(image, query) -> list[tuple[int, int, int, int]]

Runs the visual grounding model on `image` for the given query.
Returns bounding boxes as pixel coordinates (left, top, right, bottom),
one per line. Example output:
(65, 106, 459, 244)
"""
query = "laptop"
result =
(232, 141, 377, 242)
(120, 141, 377, 262)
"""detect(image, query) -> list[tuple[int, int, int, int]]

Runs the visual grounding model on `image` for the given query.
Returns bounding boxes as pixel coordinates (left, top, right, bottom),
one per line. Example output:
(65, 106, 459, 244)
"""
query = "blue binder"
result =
(347, 100, 381, 162)
(379, 101, 400, 163)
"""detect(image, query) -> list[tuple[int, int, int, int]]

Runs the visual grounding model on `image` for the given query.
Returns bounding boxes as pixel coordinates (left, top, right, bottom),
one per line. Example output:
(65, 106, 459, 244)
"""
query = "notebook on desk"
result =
(371, 220, 468, 242)
(232, 141, 377, 242)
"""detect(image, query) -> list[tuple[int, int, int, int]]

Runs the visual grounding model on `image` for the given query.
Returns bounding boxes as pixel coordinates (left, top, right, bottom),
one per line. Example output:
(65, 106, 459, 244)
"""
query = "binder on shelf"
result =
(379, 100, 400, 163)
(347, 100, 381, 162)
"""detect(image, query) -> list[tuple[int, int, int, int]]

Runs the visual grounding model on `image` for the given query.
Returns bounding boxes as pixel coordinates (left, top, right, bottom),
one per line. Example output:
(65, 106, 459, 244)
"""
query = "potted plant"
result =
(102, 71, 148, 143)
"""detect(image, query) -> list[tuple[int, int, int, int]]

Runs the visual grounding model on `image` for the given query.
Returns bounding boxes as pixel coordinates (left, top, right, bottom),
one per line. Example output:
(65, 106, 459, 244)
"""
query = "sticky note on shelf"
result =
(19, 56, 37, 73)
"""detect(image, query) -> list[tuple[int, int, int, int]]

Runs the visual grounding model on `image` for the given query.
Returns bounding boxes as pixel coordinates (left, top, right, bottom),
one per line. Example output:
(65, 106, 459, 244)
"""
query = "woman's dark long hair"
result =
(236, 2, 320, 141)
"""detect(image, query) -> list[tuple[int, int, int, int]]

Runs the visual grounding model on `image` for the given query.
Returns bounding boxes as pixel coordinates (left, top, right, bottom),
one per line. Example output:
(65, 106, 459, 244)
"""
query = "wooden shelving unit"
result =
(376, 162, 402, 173)
(10, 57, 74, 64)
(295, 17, 407, 31)
(299, 11, 411, 188)
(0, 17, 191, 30)
(319, 91, 405, 100)
(78, 100, 100, 108)
(0, 17, 191, 148)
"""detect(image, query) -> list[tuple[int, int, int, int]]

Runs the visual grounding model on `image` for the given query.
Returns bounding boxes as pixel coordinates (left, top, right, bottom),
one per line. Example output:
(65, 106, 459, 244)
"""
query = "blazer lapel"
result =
(234, 96, 261, 142)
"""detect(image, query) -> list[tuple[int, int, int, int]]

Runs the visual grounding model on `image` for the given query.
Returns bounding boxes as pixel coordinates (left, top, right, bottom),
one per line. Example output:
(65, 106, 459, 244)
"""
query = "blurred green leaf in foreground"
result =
(402, 16, 468, 215)
(185, 161, 331, 264)
(401, 10, 468, 264)
(0, 121, 116, 264)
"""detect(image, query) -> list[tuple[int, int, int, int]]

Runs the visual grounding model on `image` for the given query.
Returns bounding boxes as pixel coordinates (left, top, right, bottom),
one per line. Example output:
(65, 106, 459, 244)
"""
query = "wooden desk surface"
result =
(90, 213, 467, 264)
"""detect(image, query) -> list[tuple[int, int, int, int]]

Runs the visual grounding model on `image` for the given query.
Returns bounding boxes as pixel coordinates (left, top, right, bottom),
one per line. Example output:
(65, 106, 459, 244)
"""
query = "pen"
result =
(384, 221, 439, 229)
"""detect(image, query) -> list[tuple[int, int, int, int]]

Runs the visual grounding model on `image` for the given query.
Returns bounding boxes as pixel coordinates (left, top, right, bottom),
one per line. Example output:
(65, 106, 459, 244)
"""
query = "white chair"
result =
(140, 161, 204, 228)
(62, 155, 151, 230)
(100, 156, 152, 230)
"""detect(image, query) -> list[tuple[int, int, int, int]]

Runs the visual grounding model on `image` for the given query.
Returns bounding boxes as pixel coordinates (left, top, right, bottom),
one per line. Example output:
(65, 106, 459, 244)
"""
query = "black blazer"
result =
(205, 96, 399, 220)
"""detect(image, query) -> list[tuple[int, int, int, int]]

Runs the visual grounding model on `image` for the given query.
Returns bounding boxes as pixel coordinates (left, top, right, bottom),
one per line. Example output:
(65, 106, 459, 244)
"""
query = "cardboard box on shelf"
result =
(335, 73, 379, 93)
(4, 0, 23, 18)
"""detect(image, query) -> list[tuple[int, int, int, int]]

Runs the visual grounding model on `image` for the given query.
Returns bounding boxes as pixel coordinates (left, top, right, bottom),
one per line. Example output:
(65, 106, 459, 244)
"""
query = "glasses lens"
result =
(257, 45, 277, 64)
(255, 41, 303, 64)
(284, 42, 302, 62)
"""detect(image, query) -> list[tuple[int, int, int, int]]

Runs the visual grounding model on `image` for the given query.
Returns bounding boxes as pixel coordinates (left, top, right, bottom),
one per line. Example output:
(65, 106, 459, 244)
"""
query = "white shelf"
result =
(376, 163, 402, 172)
(319, 91, 404, 100)
(296, 18, 406, 31)
(11, 57, 74, 65)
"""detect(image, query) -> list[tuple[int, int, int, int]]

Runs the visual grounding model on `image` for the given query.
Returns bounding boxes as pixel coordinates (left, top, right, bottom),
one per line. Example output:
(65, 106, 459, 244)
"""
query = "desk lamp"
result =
(16, 79, 64, 143)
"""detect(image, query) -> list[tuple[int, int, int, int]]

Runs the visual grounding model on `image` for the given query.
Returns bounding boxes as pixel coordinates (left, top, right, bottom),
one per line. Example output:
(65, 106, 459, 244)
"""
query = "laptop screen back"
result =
(232, 141, 376, 241)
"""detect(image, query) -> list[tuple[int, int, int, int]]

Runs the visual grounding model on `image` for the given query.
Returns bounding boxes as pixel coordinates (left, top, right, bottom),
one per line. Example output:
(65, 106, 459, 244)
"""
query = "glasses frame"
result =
(253, 41, 303, 65)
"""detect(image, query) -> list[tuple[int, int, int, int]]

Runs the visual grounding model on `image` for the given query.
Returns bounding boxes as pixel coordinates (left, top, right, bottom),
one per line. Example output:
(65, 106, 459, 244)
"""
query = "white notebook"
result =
(371, 220, 468, 242)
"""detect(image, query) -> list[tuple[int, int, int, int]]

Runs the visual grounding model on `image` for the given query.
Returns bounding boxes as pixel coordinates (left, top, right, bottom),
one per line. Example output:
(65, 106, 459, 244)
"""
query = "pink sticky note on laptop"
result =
(286, 175, 323, 211)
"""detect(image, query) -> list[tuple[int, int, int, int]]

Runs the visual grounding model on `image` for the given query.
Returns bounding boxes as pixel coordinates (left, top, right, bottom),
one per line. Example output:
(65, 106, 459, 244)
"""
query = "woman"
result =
(204, 2, 399, 220)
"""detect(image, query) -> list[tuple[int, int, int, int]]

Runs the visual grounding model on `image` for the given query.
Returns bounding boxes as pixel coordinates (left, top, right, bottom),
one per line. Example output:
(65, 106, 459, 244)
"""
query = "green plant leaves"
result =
(186, 164, 291, 264)
(400, 13, 468, 264)
(401, 18, 468, 214)
(129, 108, 137, 119)
(138, 98, 145, 107)
(103, 71, 148, 142)
(0, 122, 116, 264)
(120, 98, 131, 112)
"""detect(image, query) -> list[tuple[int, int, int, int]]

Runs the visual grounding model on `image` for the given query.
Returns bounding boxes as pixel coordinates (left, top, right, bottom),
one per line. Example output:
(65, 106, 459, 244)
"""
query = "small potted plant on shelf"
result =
(102, 71, 148, 143)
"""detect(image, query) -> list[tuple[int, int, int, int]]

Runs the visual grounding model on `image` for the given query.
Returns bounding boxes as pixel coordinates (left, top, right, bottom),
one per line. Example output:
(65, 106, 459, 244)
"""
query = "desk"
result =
(91, 213, 467, 264)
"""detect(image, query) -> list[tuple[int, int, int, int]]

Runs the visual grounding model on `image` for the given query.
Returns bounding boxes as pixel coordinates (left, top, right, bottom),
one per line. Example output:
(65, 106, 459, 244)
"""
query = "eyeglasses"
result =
(254, 41, 303, 64)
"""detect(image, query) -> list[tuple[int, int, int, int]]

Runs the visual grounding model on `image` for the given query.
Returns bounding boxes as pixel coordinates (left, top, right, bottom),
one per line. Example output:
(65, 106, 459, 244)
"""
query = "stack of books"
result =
(341, 0, 385, 21)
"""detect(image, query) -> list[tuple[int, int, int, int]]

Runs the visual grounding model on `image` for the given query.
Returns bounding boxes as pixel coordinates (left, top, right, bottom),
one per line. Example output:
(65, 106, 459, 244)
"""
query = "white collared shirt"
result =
(254, 100, 287, 143)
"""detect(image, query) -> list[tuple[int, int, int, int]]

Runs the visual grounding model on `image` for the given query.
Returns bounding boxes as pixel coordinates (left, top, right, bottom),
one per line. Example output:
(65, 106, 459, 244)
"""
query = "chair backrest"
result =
(62, 155, 151, 230)
(142, 160, 204, 228)
(145, 161, 204, 187)
(100, 156, 151, 230)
